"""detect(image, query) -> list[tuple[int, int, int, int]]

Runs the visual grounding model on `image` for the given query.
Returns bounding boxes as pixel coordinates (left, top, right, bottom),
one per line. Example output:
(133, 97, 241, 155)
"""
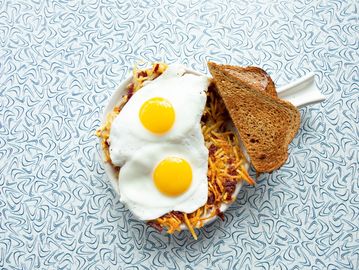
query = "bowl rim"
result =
(98, 65, 250, 229)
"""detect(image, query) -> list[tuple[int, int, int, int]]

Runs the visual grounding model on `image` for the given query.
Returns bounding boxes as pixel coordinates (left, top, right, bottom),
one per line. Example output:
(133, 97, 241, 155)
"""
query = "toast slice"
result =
(208, 62, 300, 173)
(215, 64, 298, 143)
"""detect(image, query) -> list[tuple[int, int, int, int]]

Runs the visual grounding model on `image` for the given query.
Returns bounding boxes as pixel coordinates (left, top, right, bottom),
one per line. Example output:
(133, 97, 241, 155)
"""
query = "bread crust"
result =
(208, 62, 300, 173)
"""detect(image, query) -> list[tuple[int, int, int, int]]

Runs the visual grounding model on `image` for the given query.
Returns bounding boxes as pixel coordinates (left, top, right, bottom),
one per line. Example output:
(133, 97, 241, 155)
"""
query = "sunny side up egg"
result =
(109, 65, 210, 220)
(109, 65, 209, 166)
(119, 142, 208, 220)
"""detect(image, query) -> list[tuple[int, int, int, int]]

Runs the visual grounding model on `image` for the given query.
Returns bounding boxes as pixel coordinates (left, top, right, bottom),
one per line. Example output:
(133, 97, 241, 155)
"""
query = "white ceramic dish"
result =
(98, 66, 325, 229)
(277, 73, 325, 108)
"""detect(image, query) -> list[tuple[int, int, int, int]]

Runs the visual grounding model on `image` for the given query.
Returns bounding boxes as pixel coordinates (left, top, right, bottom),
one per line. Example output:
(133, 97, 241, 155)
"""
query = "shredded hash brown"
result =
(96, 63, 255, 239)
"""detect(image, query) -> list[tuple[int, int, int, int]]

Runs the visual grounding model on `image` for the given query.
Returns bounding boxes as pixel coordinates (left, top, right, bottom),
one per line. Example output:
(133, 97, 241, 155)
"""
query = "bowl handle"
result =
(277, 73, 325, 108)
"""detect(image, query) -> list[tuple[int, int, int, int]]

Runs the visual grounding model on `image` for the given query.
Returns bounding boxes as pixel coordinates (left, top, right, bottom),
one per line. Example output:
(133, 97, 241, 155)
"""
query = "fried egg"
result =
(109, 65, 209, 166)
(118, 140, 208, 220)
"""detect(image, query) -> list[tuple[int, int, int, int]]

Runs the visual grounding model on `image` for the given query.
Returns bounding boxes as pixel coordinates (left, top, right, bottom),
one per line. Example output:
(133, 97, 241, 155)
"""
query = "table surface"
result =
(1, 0, 358, 269)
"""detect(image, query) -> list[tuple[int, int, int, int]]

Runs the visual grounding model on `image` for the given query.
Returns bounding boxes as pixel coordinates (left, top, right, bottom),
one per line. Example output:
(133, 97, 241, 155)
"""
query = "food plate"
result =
(98, 66, 250, 228)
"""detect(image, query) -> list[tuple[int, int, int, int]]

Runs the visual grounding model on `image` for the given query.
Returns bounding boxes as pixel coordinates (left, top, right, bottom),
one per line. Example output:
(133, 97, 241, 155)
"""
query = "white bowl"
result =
(98, 66, 250, 228)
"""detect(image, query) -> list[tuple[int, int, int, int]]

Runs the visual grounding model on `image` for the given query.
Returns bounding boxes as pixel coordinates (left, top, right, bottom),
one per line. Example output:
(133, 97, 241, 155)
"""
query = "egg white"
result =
(118, 134, 208, 220)
(109, 65, 209, 167)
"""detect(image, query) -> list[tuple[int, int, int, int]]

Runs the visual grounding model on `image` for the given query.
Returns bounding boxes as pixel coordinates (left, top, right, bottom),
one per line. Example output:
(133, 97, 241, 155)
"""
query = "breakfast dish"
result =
(96, 63, 254, 239)
(96, 61, 301, 239)
(208, 62, 300, 173)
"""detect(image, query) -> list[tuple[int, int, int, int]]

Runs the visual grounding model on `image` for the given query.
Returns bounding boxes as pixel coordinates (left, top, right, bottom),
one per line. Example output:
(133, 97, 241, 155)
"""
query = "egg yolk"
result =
(153, 157, 192, 196)
(139, 97, 175, 134)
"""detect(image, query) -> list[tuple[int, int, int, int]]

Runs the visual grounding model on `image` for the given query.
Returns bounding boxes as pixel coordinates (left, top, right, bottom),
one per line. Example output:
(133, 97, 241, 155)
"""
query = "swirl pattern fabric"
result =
(0, 0, 358, 269)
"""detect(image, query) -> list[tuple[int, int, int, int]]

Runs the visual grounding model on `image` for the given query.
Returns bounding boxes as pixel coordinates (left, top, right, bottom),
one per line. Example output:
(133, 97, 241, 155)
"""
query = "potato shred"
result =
(96, 63, 255, 239)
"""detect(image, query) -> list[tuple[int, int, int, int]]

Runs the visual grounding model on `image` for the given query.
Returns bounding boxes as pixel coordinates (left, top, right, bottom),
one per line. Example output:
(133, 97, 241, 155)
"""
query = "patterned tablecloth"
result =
(1, 0, 358, 269)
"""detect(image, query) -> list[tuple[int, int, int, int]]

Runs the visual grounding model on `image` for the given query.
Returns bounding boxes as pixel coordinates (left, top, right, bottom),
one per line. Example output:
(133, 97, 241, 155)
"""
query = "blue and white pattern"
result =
(1, 0, 358, 269)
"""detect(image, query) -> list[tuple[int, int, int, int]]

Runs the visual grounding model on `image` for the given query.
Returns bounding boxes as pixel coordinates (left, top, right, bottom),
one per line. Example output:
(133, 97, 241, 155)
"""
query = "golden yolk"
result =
(153, 157, 192, 196)
(139, 97, 175, 134)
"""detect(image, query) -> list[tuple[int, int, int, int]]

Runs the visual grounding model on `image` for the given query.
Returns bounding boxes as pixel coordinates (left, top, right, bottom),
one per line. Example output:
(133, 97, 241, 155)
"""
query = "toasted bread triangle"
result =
(208, 62, 300, 173)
